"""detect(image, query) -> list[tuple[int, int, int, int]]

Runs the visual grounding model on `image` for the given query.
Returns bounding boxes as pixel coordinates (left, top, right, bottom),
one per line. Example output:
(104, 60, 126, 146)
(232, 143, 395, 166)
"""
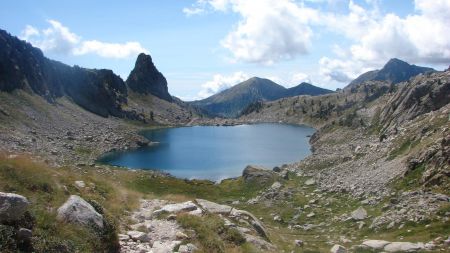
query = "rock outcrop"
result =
(379, 70, 450, 132)
(242, 165, 276, 184)
(126, 53, 172, 102)
(56, 195, 104, 229)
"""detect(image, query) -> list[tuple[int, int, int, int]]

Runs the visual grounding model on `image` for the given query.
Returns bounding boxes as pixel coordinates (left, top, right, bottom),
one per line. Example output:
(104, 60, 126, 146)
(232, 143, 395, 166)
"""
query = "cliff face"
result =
(126, 53, 172, 102)
(0, 29, 129, 118)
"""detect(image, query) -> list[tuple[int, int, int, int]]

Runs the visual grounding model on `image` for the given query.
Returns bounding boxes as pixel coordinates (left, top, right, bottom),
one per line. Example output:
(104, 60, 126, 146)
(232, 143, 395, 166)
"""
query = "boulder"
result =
(351, 207, 367, 220)
(295, 239, 304, 247)
(153, 201, 199, 215)
(196, 199, 233, 214)
(330, 244, 347, 253)
(0, 192, 30, 222)
(383, 242, 425, 252)
(361, 240, 390, 250)
(127, 230, 150, 242)
(242, 165, 275, 184)
(56, 195, 104, 229)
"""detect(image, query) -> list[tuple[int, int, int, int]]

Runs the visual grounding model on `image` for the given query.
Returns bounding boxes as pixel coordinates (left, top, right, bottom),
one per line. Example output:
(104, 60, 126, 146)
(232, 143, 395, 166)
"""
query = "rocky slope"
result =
(191, 77, 332, 118)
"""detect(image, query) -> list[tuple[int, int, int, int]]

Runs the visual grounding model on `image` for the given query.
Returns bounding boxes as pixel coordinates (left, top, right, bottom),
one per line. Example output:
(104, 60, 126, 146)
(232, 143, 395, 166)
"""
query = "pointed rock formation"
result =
(126, 53, 172, 102)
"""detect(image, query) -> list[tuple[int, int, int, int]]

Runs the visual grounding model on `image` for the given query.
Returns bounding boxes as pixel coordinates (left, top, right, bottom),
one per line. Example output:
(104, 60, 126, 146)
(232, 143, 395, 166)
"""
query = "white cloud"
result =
(197, 71, 249, 99)
(185, 0, 450, 85)
(186, 0, 319, 64)
(21, 20, 147, 59)
(21, 25, 40, 38)
(320, 0, 450, 83)
(182, 7, 205, 16)
(73, 40, 147, 59)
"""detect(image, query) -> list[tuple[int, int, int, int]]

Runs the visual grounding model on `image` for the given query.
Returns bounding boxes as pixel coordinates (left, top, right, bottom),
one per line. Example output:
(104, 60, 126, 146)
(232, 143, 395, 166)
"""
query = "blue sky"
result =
(1, 0, 449, 100)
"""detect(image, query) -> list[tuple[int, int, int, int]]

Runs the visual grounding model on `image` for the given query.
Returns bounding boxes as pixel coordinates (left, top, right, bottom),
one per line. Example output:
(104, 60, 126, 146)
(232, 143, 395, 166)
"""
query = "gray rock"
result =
(361, 240, 390, 250)
(351, 207, 367, 220)
(242, 165, 275, 184)
(196, 199, 233, 214)
(383, 242, 425, 252)
(153, 201, 198, 215)
(0, 192, 30, 222)
(305, 178, 316, 186)
(56, 195, 104, 229)
(17, 228, 32, 242)
(270, 181, 282, 190)
(127, 230, 150, 242)
(330, 244, 347, 253)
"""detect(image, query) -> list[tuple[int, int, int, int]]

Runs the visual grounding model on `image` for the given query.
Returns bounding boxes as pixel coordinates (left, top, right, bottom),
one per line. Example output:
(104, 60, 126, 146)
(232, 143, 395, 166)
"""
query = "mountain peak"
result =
(126, 53, 172, 102)
(346, 58, 435, 88)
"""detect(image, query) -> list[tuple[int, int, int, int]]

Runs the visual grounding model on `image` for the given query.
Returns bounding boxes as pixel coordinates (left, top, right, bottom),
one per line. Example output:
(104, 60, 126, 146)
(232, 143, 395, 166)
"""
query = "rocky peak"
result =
(126, 53, 172, 102)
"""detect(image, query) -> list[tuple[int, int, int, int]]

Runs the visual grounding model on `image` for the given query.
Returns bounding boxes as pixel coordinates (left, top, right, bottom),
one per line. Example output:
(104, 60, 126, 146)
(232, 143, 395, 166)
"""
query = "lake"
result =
(99, 123, 315, 181)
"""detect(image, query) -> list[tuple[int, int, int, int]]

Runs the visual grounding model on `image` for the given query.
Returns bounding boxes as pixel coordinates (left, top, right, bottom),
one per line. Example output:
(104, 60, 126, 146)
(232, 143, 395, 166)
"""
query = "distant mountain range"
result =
(346, 58, 435, 89)
(191, 77, 333, 118)
(0, 28, 438, 122)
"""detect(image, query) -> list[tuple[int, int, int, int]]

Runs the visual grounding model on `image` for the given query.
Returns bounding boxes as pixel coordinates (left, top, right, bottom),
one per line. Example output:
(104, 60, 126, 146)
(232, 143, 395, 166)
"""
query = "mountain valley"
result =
(0, 28, 449, 253)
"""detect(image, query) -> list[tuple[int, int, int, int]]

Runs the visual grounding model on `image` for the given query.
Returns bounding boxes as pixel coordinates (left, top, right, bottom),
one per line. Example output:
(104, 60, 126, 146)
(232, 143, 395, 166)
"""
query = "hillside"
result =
(0, 29, 196, 124)
(191, 77, 332, 118)
(347, 58, 435, 89)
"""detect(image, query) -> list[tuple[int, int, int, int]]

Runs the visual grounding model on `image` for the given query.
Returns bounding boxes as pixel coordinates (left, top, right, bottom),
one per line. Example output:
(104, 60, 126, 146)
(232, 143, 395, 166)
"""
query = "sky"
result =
(1, 0, 449, 100)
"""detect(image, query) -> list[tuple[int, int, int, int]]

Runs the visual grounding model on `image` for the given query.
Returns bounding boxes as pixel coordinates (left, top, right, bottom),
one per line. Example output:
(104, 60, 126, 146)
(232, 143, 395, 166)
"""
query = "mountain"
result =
(191, 77, 333, 118)
(0, 29, 134, 118)
(286, 82, 333, 97)
(126, 53, 172, 102)
(0, 29, 195, 123)
(346, 58, 435, 89)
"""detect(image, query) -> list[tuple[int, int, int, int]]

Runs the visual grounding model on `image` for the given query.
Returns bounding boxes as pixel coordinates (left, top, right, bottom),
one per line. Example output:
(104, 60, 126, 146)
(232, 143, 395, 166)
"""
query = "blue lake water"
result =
(100, 123, 315, 181)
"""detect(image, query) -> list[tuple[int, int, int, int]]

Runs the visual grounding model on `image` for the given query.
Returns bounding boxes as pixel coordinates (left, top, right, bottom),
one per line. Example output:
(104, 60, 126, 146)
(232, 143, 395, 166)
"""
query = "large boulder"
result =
(361, 239, 390, 250)
(242, 165, 275, 184)
(195, 199, 233, 214)
(0, 192, 29, 222)
(56, 195, 104, 229)
(153, 201, 199, 215)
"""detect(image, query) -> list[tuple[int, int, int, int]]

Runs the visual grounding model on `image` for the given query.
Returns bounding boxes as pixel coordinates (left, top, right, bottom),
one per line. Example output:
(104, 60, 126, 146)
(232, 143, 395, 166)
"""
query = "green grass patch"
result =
(176, 214, 247, 253)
